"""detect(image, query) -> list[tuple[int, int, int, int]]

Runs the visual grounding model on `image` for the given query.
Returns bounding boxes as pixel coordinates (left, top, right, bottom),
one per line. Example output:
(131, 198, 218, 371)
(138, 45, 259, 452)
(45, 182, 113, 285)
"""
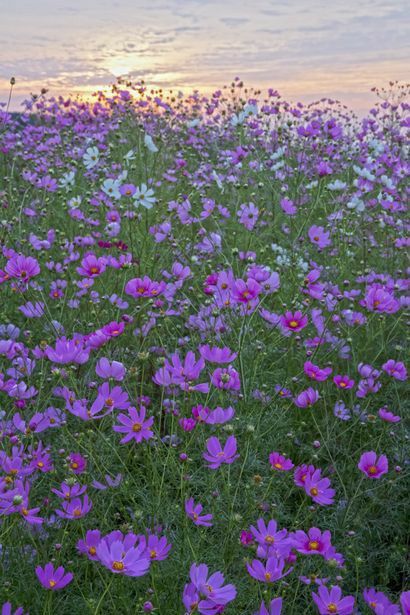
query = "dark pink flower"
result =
(5, 255, 40, 282)
(269, 452, 294, 471)
(358, 451, 388, 479)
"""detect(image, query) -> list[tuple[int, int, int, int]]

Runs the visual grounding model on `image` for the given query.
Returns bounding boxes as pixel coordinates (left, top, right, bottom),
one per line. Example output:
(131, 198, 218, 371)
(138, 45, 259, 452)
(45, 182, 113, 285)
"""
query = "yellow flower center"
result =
(149, 550, 157, 559)
(73, 508, 82, 517)
(264, 572, 272, 581)
(112, 561, 124, 571)
(289, 320, 298, 328)
(132, 422, 142, 432)
(89, 547, 96, 555)
(368, 465, 378, 475)
(308, 540, 319, 550)
(327, 604, 338, 613)
(310, 487, 319, 496)
(265, 535, 275, 544)
(90, 267, 99, 274)
(49, 580, 56, 588)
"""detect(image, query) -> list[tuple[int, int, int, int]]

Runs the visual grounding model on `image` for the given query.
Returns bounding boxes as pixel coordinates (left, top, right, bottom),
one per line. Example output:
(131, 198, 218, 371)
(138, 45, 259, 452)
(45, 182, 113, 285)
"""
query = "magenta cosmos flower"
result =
(255, 598, 283, 615)
(203, 435, 239, 469)
(125, 275, 165, 298)
(308, 225, 332, 249)
(333, 375, 355, 390)
(185, 497, 213, 527)
(358, 451, 388, 478)
(312, 585, 354, 614)
(55, 494, 92, 519)
(269, 452, 294, 471)
(198, 344, 237, 363)
(5, 255, 40, 282)
(247, 556, 291, 583)
(113, 406, 154, 444)
(304, 361, 332, 381)
(35, 563, 73, 590)
(76, 254, 106, 278)
(292, 527, 332, 556)
(280, 310, 308, 333)
(294, 387, 320, 408)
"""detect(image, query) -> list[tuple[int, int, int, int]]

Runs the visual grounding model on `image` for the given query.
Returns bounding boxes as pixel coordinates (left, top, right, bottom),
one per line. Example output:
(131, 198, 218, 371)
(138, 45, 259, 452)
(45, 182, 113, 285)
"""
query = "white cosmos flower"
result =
(83, 146, 100, 170)
(144, 134, 158, 153)
(59, 171, 76, 190)
(133, 183, 156, 209)
(101, 178, 122, 200)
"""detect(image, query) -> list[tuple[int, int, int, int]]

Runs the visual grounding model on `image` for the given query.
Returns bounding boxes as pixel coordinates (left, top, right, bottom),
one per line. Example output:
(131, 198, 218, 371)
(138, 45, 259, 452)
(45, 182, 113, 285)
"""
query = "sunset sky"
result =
(1, 0, 409, 113)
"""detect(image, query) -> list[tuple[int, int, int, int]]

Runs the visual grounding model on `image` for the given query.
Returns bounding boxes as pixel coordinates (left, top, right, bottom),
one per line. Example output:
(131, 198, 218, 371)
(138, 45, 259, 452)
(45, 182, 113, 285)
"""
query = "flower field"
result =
(0, 80, 408, 614)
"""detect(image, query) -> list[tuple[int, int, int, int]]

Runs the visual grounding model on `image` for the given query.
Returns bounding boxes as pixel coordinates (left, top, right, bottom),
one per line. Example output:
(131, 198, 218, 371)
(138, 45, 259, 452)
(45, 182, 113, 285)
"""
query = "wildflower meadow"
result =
(0, 80, 408, 614)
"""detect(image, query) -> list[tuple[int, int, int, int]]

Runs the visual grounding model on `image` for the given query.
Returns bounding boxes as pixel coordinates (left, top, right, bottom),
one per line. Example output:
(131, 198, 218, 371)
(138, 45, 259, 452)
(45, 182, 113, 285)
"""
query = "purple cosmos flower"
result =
(188, 563, 237, 609)
(90, 382, 130, 415)
(269, 452, 294, 471)
(292, 527, 332, 556)
(185, 498, 213, 526)
(51, 482, 87, 500)
(96, 533, 150, 577)
(363, 588, 396, 613)
(249, 518, 289, 557)
(92, 473, 123, 490)
(304, 470, 335, 506)
(382, 360, 407, 381)
(76, 254, 106, 278)
(294, 388, 320, 408)
(144, 534, 172, 561)
(294, 464, 316, 487)
(1, 603, 27, 615)
(203, 436, 239, 469)
(211, 366, 240, 391)
(77, 530, 102, 560)
(113, 406, 154, 444)
(198, 345, 237, 363)
(254, 598, 283, 615)
(5, 255, 40, 282)
(45, 337, 90, 365)
(247, 556, 291, 583)
(400, 591, 410, 615)
(308, 226, 331, 249)
(378, 407, 401, 423)
(358, 451, 388, 478)
(311, 585, 354, 614)
(35, 563, 73, 590)
(68, 452, 87, 474)
(95, 358, 126, 381)
(55, 494, 92, 519)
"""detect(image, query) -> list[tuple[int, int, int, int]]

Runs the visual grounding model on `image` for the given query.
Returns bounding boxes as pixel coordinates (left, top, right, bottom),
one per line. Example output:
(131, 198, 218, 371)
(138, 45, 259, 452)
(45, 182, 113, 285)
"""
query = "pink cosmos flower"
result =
(232, 277, 261, 304)
(304, 361, 332, 381)
(185, 497, 213, 527)
(312, 585, 354, 614)
(269, 452, 294, 471)
(76, 254, 106, 278)
(294, 388, 320, 408)
(255, 597, 283, 615)
(378, 408, 400, 423)
(247, 556, 291, 583)
(358, 451, 388, 479)
(5, 255, 40, 282)
(90, 382, 130, 414)
(185, 563, 237, 612)
(308, 225, 332, 249)
(51, 482, 87, 500)
(382, 360, 407, 381)
(192, 404, 235, 425)
(304, 469, 335, 506)
(113, 406, 154, 444)
(280, 310, 308, 333)
(291, 527, 332, 555)
(203, 435, 239, 469)
(35, 563, 73, 590)
(333, 375, 355, 390)
(211, 366, 240, 390)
